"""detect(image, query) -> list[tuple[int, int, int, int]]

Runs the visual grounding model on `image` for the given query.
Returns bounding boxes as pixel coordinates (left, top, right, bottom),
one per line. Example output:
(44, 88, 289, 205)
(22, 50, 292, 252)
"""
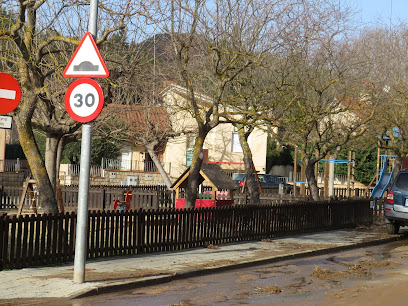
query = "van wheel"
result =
(386, 223, 400, 234)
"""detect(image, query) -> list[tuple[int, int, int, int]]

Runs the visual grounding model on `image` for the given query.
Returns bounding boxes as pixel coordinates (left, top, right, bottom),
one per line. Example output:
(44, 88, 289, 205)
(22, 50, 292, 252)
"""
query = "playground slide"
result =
(370, 166, 394, 199)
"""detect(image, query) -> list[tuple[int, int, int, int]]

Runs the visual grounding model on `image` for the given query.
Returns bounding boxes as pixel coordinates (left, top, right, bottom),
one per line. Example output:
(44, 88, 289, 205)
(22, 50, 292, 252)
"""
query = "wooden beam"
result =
(347, 151, 351, 198)
(200, 171, 218, 191)
(172, 170, 190, 190)
(17, 180, 30, 216)
(293, 148, 298, 197)
(324, 153, 329, 198)
(17, 179, 36, 216)
(300, 161, 306, 196)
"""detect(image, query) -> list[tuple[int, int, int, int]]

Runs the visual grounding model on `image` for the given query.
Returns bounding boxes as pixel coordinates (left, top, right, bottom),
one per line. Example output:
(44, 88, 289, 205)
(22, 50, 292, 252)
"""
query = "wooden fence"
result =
(0, 185, 175, 211)
(0, 183, 373, 212)
(371, 197, 385, 220)
(0, 185, 22, 209)
(61, 186, 174, 211)
(0, 199, 372, 270)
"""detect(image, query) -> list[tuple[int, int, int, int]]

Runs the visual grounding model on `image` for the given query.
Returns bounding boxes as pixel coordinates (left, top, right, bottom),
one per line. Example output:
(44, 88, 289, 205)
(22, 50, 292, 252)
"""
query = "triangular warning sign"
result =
(63, 32, 109, 78)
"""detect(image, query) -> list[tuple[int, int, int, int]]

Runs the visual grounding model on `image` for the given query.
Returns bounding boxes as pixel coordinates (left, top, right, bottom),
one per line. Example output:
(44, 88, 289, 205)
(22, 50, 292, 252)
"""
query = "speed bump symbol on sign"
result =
(65, 78, 104, 123)
(63, 32, 109, 78)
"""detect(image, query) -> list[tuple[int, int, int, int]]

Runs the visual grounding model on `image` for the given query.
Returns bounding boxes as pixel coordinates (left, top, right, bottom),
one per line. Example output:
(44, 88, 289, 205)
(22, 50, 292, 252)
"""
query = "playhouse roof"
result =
(172, 163, 237, 191)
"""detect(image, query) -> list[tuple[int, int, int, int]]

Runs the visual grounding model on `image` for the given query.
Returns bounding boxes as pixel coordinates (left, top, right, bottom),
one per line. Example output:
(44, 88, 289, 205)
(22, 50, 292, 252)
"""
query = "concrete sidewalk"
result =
(0, 224, 404, 302)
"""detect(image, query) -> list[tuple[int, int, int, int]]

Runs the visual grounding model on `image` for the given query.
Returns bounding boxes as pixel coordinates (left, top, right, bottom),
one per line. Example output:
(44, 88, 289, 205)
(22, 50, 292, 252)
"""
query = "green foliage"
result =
(330, 148, 377, 184)
(62, 138, 120, 166)
(266, 137, 293, 172)
(324, 150, 349, 176)
(317, 147, 377, 184)
(90, 139, 120, 165)
(354, 146, 377, 184)
(62, 142, 80, 164)
(34, 132, 46, 159)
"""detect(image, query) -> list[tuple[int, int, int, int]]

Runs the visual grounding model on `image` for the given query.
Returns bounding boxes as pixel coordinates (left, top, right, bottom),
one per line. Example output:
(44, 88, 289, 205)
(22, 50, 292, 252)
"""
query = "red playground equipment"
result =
(113, 190, 132, 211)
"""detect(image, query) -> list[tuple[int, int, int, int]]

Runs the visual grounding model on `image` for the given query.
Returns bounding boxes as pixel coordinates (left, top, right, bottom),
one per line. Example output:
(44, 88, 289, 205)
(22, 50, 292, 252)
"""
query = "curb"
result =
(69, 234, 404, 299)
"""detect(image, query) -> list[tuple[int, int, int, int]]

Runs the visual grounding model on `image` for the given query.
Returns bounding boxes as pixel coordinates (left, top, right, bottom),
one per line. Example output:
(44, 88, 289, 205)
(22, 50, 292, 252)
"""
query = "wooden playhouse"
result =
(172, 163, 238, 209)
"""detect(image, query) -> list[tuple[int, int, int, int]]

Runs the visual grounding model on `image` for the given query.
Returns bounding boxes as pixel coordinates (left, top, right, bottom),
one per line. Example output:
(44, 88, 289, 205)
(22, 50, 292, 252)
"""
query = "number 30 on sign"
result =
(65, 78, 104, 123)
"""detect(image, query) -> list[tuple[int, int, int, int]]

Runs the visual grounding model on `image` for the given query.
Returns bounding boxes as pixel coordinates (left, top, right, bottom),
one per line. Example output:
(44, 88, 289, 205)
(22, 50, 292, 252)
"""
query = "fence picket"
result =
(109, 211, 114, 257)
(15, 215, 23, 268)
(9, 216, 16, 268)
(21, 215, 29, 267)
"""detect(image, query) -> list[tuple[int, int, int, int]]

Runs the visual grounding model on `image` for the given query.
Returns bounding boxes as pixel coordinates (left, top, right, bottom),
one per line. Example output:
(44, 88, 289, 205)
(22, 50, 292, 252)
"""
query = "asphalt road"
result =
(59, 237, 408, 306)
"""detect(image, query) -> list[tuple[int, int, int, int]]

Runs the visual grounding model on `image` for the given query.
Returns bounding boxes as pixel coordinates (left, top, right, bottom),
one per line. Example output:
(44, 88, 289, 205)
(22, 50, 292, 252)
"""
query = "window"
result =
(395, 173, 408, 191)
(231, 132, 251, 152)
(186, 134, 196, 150)
(231, 132, 242, 152)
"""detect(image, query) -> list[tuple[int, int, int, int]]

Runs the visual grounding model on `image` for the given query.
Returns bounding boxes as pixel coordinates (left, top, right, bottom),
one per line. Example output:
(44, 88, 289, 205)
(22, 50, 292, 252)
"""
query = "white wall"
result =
(160, 84, 268, 179)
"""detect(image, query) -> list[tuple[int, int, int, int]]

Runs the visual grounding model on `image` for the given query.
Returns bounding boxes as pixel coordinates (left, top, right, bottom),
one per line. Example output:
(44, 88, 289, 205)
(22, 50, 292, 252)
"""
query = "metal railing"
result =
(101, 157, 171, 174)
(293, 172, 352, 185)
(66, 164, 102, 177)
(0, 159, 32, 178)
(102, 158, 135, 171)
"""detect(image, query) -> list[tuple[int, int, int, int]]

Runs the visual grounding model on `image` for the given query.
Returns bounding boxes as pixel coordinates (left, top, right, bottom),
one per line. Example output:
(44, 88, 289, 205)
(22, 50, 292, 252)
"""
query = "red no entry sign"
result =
(0, 73, 21, 115)
(65, 78, 104, 122)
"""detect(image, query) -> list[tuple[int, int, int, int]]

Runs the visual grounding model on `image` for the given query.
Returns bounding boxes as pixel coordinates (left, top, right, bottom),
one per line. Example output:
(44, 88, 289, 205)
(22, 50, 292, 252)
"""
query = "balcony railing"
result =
(0, 159, 32, 178)
(0, 157, 172, 181)
(101, 158, 171, 174)
(66, 164, 103, 177)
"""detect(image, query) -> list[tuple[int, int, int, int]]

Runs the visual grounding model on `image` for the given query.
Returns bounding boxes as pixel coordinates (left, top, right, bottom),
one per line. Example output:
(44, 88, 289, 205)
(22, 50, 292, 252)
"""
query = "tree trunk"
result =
(12, 7, 58, 214)
(56, 136, 66, 181)
(304, 157, 320, 201)
(392, 153, 403, 181)
(145, 142, 173, 189)
(185, 130, 207, 208)
(15, 116, 58, 214)
(238, 128, 260, 205)
(45, 133, 61, 193)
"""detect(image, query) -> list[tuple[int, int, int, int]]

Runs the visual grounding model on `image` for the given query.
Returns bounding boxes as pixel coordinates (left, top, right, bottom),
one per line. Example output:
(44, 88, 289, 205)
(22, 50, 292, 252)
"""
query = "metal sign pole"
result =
(73, 0, 98, 284)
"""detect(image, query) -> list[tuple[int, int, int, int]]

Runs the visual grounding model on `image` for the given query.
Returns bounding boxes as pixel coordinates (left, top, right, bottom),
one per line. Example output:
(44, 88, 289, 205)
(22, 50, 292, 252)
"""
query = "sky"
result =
(345, 0, 408, 28)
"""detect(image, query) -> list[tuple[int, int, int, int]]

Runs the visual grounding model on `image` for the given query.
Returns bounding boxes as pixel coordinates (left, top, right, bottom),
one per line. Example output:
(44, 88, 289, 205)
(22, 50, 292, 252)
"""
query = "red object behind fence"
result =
(175, 198, 233, 209)
(113, 190, 132, 211)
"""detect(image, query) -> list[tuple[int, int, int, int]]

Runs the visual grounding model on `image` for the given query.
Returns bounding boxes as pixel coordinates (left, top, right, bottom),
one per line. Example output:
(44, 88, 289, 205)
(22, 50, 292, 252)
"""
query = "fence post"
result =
(0, 214, 8, 270)
(0, 185, 3, 209)
(153, 191, 159, 209)
(172, 190, 176, 207)
(139, 209, 145, 253)
(102, 188, 106, 211)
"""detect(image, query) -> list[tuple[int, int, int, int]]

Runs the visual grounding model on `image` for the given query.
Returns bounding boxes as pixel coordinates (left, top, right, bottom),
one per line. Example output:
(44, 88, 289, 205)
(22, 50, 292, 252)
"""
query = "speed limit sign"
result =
(65, 78, 104, 122)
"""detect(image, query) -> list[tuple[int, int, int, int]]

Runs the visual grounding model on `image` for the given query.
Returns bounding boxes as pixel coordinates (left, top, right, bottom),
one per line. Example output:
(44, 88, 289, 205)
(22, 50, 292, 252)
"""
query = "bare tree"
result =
(152, 0, 307, 208)
(97, 102, 176, 189)
(89, 30, 181, 189)
(220, 61, 291, 205)
(349, 25, 408, 178)
(0, 1, 141, 212)
(266, 1, 376, 200)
